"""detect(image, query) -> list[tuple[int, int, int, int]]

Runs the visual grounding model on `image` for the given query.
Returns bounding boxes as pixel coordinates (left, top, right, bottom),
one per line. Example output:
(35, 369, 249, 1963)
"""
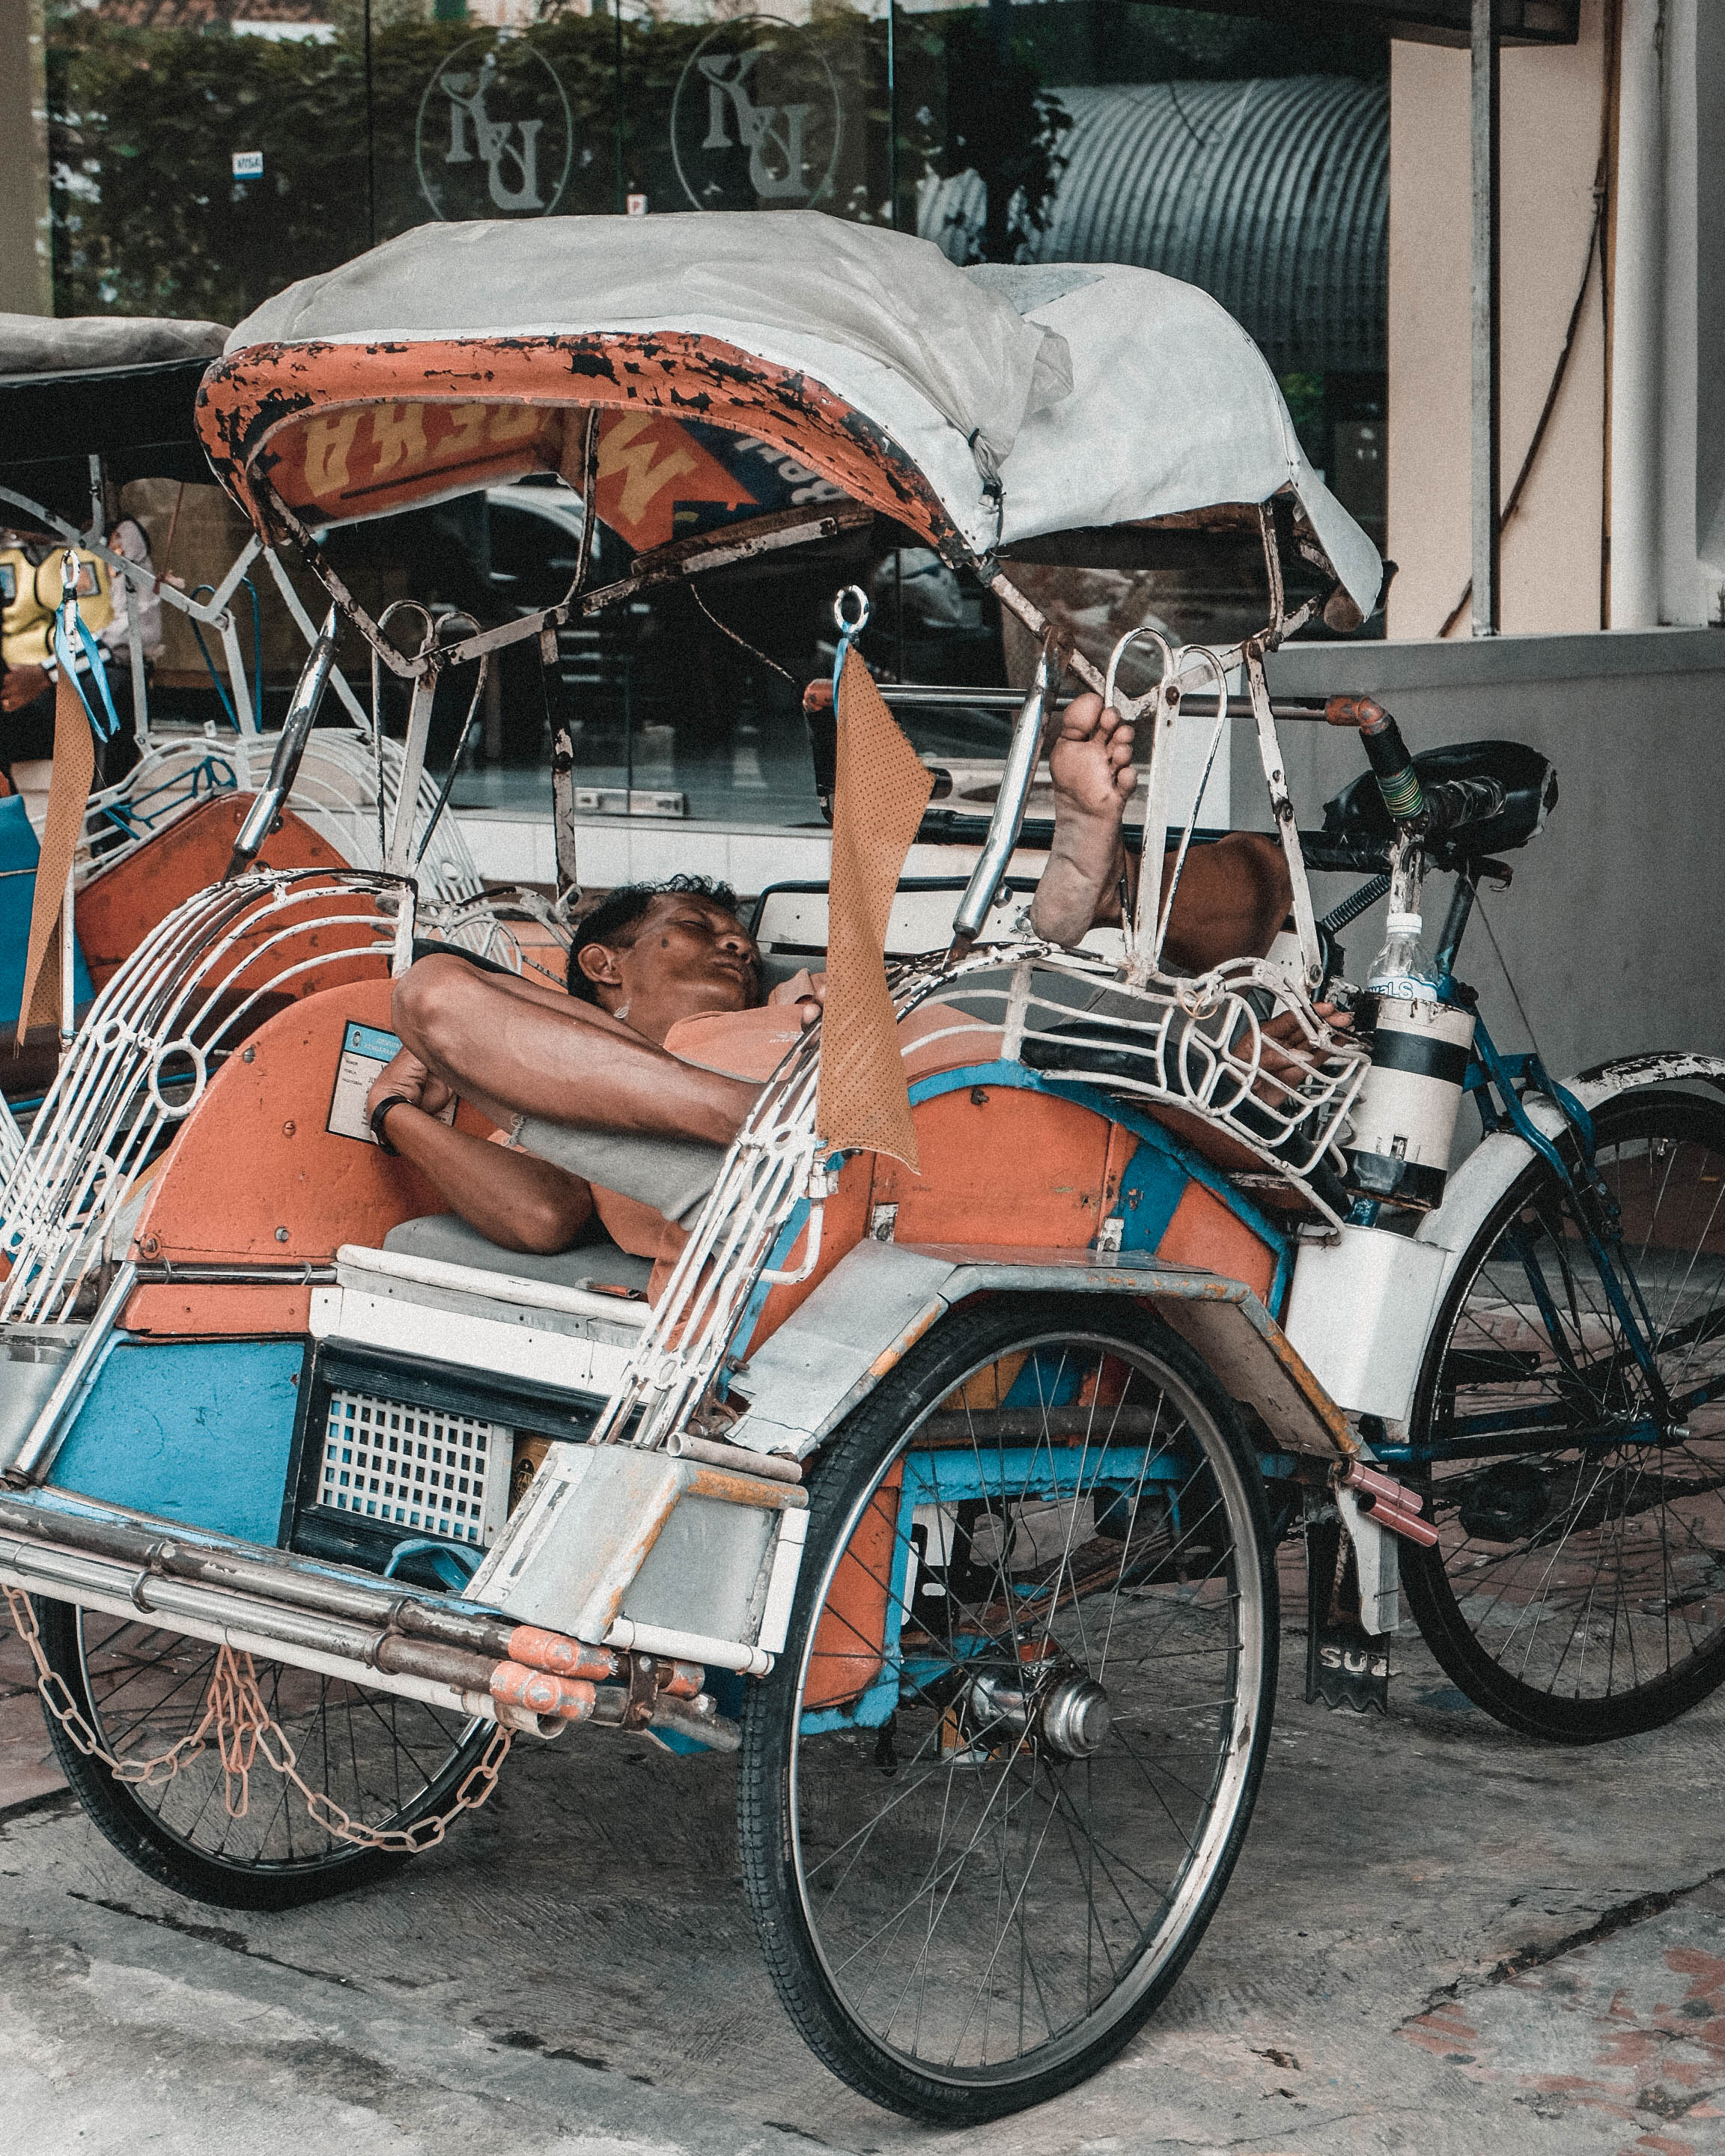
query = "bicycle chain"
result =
(4, 1587, 511, 1853)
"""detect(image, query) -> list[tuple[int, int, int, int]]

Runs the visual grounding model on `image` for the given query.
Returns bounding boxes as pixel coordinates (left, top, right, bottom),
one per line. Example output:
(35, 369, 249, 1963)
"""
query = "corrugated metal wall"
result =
(919, 75, 1388, 375)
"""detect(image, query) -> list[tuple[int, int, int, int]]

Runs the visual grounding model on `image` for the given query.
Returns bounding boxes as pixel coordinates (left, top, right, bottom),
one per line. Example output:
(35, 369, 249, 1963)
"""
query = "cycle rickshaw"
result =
(0, 216, 1721, 2124)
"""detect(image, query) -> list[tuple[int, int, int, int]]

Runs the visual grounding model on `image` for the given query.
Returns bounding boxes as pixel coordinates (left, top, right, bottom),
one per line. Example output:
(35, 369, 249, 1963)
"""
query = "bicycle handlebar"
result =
(1325, 693, 1426, 824)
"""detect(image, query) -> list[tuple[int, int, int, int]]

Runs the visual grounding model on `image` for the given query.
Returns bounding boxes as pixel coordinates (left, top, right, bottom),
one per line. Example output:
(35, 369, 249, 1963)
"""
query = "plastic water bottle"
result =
(1364, 910, 1439, 1005)
(1349, 908, 1475, 1211)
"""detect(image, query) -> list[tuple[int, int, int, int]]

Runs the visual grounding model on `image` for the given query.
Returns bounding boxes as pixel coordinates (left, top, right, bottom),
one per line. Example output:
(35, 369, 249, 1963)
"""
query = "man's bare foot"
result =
(1029, 692, 1137, 945)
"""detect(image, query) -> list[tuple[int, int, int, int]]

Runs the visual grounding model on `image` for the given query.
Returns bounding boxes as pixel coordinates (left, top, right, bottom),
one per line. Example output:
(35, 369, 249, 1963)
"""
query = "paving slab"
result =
(0, 1621, 64, 1814)
(2, 1614, 1722, 2155)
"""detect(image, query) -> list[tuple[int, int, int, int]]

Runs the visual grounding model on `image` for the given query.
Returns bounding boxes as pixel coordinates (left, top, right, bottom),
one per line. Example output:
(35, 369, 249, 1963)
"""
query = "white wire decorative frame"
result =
(74, 730, 488, 910)
(0, 869, 412, 1325)
(586, 937, 1367, 1468)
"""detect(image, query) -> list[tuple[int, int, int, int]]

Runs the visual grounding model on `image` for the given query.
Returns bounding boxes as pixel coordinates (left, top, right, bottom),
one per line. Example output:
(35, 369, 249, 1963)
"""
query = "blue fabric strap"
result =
(52, 603, 120, 743)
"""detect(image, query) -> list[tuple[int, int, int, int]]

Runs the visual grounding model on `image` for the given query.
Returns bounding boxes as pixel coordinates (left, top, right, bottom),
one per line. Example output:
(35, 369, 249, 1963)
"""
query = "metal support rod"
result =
(226, 606, 340, 879)
(127, 597, 150, 749)
(386, 670, 439, 873)
(0, 487, 238, 630)
(258, 544, 371, 734)
(2, 1261, 137, 1486)
(1470, 0, 1502, 636)
(1245, 648, 1323, 990)
(217, 611, 257, 733)
(550, 723, 581, 902)
(1434, 867, 1479, 979)
(205, 532, 264, 618)
(948, 644, 1055, 957)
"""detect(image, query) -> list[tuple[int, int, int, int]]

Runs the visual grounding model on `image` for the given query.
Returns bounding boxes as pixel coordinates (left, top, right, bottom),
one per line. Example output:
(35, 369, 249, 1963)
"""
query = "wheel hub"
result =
(962, 1659, 1113, 1759)
(1038, 1674, 1113, 1758)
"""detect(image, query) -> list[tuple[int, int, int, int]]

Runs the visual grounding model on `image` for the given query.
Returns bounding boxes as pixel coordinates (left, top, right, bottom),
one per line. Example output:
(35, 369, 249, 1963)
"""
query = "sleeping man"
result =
(368, 693, 1294, 1263)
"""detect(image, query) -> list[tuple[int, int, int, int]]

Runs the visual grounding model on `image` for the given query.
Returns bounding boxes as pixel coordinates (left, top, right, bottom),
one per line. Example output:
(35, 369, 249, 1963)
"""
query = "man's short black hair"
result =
(566, 874, 745, 1002)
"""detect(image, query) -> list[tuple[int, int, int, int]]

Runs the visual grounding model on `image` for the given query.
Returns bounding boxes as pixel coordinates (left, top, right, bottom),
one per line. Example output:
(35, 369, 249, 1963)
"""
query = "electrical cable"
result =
(688, 584, 797, 688)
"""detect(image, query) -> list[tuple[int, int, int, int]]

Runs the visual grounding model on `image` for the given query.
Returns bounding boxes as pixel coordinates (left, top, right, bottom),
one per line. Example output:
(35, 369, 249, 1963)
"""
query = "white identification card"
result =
(326, 1020, 456, 1145)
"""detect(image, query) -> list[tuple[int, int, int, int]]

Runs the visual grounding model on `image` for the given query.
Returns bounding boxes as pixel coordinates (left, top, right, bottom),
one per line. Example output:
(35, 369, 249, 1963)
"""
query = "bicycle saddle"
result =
(1318, 740, 1557, 869)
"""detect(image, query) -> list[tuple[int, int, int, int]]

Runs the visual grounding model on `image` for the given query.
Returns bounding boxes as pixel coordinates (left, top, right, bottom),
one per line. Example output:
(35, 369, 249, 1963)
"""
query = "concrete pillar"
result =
(0, 0, 52, 315)
(1607, 0, 1667, 627)
(1658, 0, 1700, 624)
(1688, 1, 1725, 618)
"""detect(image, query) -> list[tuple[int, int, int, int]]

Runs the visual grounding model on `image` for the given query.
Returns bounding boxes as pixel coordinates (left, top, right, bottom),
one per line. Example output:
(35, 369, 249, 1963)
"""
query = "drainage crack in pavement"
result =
(64, 1888, 364, 1990)
(1398, 1863, 1725, 2028)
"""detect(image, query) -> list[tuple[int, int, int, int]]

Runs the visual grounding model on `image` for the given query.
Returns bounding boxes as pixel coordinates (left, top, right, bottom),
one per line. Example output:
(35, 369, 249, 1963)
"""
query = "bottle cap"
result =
(1384, 911, 1423, 935)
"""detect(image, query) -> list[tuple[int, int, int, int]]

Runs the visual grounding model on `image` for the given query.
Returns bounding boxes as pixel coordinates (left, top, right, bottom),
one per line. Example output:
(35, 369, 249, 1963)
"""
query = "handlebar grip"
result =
(1325, 692, 1426, 828)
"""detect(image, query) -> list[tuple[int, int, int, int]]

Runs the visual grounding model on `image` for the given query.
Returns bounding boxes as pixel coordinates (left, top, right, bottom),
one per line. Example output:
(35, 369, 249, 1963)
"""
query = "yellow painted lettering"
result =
(596, 412, 697, 532)
(301, 410, 361, 502)
(369, 403, 429, 478)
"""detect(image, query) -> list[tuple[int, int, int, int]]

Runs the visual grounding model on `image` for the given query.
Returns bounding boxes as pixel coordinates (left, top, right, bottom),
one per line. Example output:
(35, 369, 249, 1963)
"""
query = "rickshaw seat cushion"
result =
(382, 1211, 654, 1294)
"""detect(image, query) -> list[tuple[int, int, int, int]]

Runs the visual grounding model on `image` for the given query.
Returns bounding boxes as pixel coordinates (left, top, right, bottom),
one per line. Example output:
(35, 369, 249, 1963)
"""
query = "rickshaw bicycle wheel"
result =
(737, 1293, 1277, 2125)
(32, 1598, 497, 1910)
(1402, 1092, 1725, 1742)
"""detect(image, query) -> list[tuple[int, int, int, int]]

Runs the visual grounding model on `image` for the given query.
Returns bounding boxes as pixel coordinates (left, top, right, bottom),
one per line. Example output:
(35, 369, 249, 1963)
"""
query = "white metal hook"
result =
(1103, 624, 1177, 714)
(832, 585, 871, 637)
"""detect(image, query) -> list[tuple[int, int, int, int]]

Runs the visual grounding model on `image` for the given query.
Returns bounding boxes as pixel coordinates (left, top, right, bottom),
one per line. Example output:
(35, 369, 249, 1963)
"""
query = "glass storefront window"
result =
(43, 0, 1388, 829)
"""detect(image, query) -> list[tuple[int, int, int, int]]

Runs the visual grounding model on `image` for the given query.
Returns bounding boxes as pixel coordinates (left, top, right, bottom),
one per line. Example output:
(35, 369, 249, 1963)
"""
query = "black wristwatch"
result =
(368, 1092, 418, 1157)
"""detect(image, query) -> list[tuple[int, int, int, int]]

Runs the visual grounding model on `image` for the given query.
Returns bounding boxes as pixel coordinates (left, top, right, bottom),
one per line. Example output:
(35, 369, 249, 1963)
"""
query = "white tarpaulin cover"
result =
(226, 213, 1381, 613)
(1, 313, 229, 377)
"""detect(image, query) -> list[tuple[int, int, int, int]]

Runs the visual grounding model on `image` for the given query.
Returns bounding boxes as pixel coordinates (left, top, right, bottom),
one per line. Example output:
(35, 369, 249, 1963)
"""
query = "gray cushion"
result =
(382, 1212, 654, 1294)
(513, 1115, 725, 1229)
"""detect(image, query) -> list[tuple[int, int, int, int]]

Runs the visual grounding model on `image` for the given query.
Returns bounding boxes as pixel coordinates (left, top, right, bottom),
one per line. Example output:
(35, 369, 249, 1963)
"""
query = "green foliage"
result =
(46, 9, 898, 321)
(44, 1, 1384, 320)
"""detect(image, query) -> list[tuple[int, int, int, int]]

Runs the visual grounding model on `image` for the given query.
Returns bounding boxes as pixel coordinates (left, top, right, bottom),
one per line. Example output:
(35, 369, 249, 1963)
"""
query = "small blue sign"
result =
(344, 1021, 401, 1062)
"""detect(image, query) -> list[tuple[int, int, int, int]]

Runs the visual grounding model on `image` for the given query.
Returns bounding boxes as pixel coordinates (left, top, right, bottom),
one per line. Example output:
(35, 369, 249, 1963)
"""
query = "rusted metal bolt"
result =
(139, 1234, 159, 1258)
(282, 1121, 296, 1136)
(970, 1086, 988, 1106)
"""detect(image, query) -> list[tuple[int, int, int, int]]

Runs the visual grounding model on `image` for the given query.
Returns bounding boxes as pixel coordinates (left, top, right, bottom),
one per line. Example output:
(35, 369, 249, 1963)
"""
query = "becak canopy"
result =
(1, 313, 233, 519)
(206, 212, 1381, 616)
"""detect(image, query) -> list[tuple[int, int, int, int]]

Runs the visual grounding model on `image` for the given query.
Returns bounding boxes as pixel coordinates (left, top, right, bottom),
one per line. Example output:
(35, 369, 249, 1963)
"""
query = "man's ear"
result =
(575, 941, 624, 996)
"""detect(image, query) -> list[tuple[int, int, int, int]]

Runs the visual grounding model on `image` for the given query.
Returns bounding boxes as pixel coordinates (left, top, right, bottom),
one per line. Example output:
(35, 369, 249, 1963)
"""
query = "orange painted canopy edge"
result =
(195, 331, 968, 562)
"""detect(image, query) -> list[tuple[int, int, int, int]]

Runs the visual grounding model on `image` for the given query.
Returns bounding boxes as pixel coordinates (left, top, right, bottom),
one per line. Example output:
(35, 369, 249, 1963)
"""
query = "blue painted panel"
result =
(48, 1339, 304, 1545)
(0, 793, 93, 1025)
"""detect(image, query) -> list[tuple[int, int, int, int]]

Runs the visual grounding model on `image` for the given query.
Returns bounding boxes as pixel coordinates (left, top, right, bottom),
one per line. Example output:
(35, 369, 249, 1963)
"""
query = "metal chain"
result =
(5, 1587, 511, 1854)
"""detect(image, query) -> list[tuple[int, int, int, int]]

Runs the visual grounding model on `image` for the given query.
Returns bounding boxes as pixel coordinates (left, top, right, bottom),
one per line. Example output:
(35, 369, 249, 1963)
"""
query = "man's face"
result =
(584, 894, 761, 1042)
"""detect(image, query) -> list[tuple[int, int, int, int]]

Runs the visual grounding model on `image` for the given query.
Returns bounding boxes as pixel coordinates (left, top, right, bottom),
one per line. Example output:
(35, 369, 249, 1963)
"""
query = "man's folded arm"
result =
(393, 953, 761, 1146)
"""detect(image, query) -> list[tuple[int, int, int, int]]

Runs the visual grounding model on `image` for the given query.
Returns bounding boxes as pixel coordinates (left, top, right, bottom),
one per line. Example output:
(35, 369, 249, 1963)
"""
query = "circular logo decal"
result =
(671, 16, 842, 213)
(416, 35, 574, 222)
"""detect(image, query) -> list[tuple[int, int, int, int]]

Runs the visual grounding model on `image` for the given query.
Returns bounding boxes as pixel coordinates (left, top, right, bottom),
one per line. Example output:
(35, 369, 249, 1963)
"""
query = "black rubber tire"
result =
(1402, 1092, 1725, 1743)
(34, 1598, 496, 1910)
(737, 1293, 1277, 2124)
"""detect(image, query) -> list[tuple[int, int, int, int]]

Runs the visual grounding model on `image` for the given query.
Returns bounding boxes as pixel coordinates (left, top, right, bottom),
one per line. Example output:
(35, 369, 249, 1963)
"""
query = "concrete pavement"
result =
(2, 1612, 1722, 2155)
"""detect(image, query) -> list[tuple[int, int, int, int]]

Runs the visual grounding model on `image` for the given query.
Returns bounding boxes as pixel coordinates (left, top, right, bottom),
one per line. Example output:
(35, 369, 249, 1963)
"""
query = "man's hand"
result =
(1, 664, 49, 714)
(1030, 692, 1136, 946)
(1256, 1003, 1354, 1088)
(366, 1047, 453, 1130)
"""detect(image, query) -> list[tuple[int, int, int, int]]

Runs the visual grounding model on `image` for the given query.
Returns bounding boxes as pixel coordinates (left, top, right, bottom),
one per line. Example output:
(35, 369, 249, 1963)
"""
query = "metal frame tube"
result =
(227, 606, 341, 878)
(1, 1261, 137, 1485)
(948, 645, 1054, 954)
(217, 611, 257, 733)
(386, 670, 439, 872)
